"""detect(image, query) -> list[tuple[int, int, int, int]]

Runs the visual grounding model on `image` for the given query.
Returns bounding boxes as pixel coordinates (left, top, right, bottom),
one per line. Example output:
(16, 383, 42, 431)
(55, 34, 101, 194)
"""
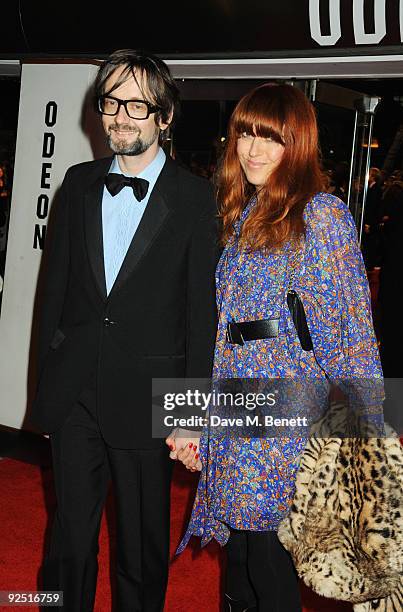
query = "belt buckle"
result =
(227, 322, 244, 346)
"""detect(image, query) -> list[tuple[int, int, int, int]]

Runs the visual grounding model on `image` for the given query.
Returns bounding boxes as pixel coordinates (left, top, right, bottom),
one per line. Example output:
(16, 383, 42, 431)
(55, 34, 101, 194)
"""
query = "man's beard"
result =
(106, 124, 159, 156)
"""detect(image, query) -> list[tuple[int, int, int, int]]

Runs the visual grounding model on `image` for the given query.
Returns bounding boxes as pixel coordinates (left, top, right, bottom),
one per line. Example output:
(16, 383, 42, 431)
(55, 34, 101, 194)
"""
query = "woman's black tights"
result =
(225, 528, 302, 612)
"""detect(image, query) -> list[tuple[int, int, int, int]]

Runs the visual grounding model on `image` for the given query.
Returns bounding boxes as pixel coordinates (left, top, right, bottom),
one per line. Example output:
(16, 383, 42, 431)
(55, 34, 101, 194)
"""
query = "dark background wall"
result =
(2, 0, 403, 56)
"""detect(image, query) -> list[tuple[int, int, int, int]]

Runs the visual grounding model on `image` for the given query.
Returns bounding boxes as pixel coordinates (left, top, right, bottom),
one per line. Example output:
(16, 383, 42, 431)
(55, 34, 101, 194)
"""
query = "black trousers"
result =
(225, 528, 302, 612)
(43, 384, 173, 612)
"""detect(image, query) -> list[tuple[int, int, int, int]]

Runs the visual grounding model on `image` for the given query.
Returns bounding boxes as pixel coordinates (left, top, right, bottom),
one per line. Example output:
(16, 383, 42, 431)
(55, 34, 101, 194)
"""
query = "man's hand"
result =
(165, 428, 202, 471)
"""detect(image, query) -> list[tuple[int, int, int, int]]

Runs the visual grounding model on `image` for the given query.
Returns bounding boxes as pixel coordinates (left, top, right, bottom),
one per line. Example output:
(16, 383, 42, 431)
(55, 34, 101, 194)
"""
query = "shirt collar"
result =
(109, 147, 166, 192)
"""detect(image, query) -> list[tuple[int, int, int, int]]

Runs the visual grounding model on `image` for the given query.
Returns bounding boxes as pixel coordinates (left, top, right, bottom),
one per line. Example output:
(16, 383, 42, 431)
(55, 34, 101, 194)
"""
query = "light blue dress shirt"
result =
(102, 147, 166, 294)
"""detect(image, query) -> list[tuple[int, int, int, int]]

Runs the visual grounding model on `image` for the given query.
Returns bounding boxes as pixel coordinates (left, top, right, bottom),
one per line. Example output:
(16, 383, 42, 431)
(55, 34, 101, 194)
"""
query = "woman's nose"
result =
(248, 137, 262, 156)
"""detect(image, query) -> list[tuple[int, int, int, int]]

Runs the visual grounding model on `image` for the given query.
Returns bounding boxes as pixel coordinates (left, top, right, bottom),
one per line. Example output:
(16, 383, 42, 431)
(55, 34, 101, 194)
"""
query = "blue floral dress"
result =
(177, 192, 382, 552)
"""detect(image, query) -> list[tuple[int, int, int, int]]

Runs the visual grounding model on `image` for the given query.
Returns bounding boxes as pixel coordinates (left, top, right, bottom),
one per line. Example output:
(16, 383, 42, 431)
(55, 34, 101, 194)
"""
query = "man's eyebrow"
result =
(105, 96, 147, 101)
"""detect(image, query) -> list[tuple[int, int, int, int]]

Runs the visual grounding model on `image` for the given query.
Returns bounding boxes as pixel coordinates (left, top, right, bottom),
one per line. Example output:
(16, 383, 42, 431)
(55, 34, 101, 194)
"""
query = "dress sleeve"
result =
(296, 193, 383, 433)
(297, 193, 382, 379)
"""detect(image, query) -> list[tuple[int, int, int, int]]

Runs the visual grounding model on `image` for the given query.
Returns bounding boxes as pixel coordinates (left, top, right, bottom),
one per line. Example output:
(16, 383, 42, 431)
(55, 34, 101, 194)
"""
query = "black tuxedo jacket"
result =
(30, 155, 219, 448)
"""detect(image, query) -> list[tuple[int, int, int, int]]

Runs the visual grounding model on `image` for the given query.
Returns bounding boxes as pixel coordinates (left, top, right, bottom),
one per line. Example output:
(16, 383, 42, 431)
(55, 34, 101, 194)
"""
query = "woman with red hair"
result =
(171, 83, 381, 611)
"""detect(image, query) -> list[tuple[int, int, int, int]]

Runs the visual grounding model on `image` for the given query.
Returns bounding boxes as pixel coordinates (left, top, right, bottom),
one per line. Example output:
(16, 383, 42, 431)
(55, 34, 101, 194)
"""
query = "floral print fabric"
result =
(177, 193, 382, 552)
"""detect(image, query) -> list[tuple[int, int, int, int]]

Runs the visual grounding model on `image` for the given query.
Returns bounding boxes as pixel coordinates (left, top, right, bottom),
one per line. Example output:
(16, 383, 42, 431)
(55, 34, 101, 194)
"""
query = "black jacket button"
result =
(103, 317, 116, 326)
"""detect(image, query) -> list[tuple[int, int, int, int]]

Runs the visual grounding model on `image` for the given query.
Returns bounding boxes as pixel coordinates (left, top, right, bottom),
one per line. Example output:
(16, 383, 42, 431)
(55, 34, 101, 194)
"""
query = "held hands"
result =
(165, 428, 202, 472)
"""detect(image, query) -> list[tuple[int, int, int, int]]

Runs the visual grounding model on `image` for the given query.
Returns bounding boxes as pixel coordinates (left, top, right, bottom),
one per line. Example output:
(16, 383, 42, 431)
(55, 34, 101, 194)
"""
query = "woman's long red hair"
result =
(218, 83, 326, 250)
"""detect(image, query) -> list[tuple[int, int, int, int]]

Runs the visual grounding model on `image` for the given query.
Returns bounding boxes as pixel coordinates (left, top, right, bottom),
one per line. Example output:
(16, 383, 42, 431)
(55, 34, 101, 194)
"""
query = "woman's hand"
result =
(177, 441, 202, 471)
(165, 428, 202, 471)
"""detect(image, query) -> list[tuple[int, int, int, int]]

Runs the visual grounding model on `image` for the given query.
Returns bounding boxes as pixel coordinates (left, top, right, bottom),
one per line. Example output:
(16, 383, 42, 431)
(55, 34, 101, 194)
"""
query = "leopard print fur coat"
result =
(277, 416, 402, 611)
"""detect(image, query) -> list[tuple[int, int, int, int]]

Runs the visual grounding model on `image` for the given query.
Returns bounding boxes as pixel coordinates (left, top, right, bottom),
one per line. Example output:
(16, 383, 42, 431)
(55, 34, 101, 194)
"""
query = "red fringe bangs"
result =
(231, 89, 285, 145)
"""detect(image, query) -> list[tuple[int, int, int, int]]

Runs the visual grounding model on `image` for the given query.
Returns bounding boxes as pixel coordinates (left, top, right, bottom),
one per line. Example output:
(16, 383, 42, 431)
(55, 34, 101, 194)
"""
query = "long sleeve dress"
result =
(177, 192, 382, 553)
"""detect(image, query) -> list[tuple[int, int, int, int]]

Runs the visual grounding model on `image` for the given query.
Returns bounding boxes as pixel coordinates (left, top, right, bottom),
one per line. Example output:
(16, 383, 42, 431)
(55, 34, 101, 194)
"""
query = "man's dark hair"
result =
(93, 49, 180, 128)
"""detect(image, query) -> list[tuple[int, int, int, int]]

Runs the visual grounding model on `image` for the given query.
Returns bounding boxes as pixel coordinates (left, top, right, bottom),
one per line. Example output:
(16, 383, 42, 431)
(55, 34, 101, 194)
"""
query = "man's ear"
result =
(158, 109, 174, 133)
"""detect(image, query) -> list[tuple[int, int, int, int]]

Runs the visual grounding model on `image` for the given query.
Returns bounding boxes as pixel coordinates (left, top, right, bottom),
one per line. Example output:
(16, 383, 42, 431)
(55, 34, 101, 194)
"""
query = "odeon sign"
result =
(310, 0, 403, 46)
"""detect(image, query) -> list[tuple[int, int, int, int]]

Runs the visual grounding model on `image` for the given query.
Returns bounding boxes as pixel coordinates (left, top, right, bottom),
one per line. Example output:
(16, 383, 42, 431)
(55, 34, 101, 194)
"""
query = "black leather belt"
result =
(227, 318, 280, 346)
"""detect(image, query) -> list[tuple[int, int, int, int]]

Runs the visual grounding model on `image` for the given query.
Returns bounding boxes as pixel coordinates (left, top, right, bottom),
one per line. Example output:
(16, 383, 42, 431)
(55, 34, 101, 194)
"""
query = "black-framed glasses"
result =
(98, 95, 161, 120)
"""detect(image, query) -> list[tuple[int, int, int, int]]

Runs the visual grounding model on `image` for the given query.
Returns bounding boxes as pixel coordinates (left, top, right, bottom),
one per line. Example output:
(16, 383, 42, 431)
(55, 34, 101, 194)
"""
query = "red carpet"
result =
(0, 457, 352, 611)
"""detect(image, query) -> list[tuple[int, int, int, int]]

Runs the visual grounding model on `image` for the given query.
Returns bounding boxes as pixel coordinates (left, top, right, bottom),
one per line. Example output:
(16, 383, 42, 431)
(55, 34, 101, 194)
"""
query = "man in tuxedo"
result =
(30, 49, 218, 611)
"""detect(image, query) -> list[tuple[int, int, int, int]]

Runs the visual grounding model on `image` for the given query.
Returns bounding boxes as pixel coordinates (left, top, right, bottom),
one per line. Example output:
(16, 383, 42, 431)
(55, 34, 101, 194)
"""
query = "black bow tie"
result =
(105, 173, 149, 201)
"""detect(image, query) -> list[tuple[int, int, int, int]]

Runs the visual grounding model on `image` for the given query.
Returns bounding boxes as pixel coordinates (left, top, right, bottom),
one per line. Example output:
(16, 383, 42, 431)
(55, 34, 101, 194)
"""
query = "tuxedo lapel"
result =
(108, 157, 177, 297)
(83, 155, 176, 300)
(83, 159, 112, 300)
(108, 182, 170, 297)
